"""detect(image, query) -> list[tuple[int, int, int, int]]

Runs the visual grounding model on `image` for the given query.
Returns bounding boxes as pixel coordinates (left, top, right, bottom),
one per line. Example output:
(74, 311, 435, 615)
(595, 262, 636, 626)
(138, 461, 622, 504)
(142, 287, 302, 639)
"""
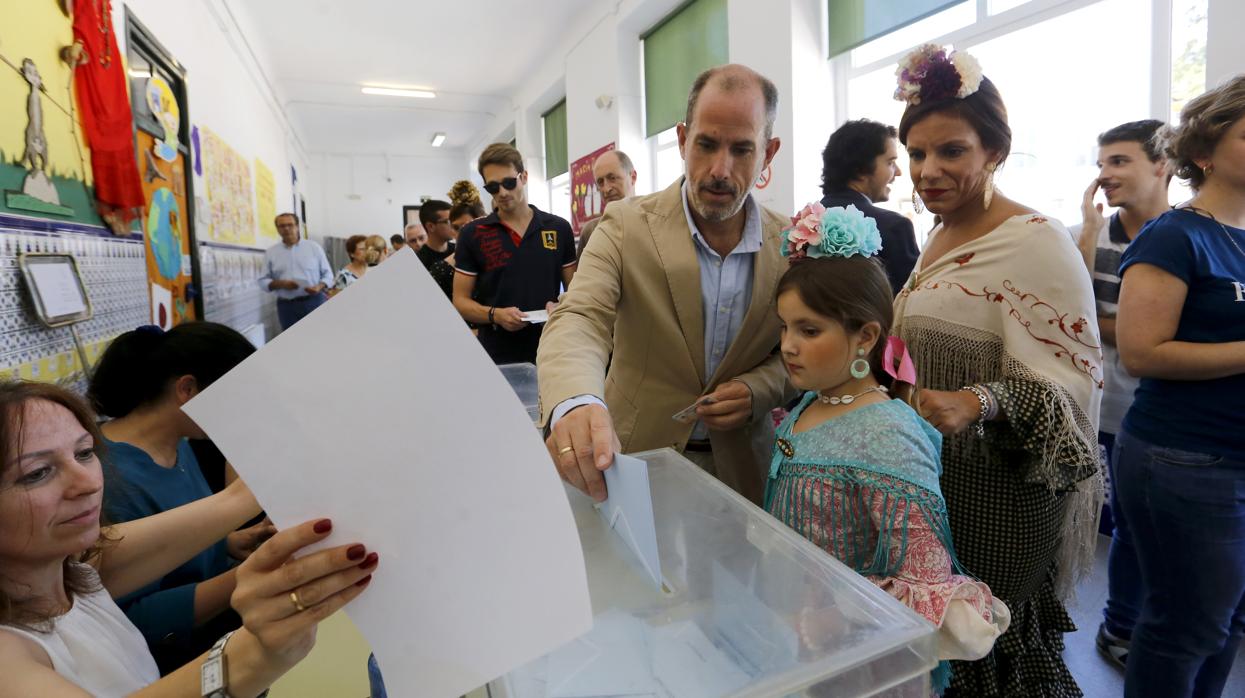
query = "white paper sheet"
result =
(521, 309, 549, 324)
(183, 249, 592, 698)
(546, 610, 659, 698)
(652, 621, 752, 698)
(599, 454, 663, 591)
(27, 260, 87, 318)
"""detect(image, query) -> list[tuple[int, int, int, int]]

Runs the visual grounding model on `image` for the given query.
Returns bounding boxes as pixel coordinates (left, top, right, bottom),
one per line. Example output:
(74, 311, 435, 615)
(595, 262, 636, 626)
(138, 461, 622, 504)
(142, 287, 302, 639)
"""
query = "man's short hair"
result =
(477, 143, 525, 178)
(418, 200, 453, 226)
(390, 234, 404, 246)
(275, 212, 299, 225)
(597, 150, 635, 176)
(404, 223, 422, 234)
(684, 65, 779, 140)
(821, 119, 897, 195)
(1098, 120, 1166, 162)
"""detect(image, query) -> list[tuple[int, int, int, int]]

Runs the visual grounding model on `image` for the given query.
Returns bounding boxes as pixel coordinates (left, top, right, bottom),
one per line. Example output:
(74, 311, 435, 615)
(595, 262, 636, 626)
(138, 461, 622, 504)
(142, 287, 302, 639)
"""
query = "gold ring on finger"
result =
(558, 446, 574, 455)
(290, 590, 307, 612)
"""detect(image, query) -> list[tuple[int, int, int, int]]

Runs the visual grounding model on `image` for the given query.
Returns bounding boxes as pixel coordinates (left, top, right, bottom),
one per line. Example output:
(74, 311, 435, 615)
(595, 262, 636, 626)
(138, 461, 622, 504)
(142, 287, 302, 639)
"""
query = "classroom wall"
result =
(311, 152, 470, 240)
(0, 0, 316, 385)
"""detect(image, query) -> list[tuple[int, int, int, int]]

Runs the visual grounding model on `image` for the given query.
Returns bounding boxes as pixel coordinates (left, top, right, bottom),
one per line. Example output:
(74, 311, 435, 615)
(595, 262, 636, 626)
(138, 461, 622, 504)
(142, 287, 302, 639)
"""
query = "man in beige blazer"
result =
(537, 65, 792, 506)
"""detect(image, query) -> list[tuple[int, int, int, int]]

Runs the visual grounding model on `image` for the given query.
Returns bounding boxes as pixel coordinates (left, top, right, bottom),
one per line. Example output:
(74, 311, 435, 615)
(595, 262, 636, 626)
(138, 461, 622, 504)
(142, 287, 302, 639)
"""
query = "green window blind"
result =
(543, 100, 568, 178)
(642, 0, 729, 138)
(828, 0, 965, 57)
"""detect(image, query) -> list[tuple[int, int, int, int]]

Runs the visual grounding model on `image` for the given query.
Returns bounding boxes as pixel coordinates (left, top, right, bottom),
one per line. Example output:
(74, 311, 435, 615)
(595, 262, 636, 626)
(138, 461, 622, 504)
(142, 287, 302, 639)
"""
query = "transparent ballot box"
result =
(499, 363, 541, 423)
(491, 448, 937, 698)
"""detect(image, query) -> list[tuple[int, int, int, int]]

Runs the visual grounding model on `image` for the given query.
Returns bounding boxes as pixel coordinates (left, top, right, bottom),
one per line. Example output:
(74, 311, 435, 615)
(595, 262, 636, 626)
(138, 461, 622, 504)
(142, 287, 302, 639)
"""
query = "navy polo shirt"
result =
(455, 205, 575, 362)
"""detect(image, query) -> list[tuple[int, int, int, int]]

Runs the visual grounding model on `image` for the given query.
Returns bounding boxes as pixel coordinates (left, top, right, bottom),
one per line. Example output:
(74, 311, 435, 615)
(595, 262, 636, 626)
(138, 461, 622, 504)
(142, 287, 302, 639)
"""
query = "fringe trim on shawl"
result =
(765, 463, 964, 580)
(898, 318, 1103, 601)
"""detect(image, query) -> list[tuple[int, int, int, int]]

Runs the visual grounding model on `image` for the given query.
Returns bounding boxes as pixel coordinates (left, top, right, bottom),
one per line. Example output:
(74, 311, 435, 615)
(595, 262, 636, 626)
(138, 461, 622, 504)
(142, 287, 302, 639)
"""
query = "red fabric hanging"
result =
(71, 0, 144, 225)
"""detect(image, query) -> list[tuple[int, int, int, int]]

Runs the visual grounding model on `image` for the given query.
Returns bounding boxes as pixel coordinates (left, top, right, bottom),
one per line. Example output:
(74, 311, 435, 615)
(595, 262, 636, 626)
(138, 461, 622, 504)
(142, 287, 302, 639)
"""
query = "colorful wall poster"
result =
(200, 128, 256, 247)
(568, 142, 614, 234)
(254, 158, 277, 244)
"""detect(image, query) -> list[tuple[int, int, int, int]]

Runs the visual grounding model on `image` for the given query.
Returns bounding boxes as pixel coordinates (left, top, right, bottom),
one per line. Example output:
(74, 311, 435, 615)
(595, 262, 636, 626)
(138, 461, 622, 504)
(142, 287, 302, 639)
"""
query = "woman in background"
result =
(334, 234, 369, 293)
(87, 322, 271, 673)
(1114, 75, 1245, 698)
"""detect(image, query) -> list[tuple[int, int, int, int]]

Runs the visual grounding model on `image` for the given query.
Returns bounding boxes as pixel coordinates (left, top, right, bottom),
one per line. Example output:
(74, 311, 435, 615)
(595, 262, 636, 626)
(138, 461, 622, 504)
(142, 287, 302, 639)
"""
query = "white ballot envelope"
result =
(598, 454, 663, 591)
(183, 249, 592, 698)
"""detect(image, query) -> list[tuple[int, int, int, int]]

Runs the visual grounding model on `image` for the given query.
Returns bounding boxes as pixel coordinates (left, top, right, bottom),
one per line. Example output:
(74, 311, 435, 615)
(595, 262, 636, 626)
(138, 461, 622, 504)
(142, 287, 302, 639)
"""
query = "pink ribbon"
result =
(883, 337, 917, 385)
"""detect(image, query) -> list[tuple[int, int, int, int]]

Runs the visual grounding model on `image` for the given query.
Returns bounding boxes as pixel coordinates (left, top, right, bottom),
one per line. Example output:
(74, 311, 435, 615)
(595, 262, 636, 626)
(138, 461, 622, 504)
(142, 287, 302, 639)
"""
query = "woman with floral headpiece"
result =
(889, 45, 1104, 696)
(765, 205, 1009, 694)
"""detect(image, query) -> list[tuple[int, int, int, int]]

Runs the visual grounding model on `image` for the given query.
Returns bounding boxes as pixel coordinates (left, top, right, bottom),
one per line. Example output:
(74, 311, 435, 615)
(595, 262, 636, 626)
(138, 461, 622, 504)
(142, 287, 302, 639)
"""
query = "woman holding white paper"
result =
(0, 380, 378, 697)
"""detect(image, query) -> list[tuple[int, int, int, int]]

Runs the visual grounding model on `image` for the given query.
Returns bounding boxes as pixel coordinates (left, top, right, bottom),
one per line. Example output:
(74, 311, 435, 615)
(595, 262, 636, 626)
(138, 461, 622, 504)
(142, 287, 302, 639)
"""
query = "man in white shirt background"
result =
(258, 212, 334, 330)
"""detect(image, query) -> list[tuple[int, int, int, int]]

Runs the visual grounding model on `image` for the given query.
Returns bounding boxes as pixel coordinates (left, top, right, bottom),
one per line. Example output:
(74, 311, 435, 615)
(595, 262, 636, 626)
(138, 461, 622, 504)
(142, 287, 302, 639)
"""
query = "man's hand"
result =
(696, 380, 753, 431)
(547, 403, 620, 503)
(271, 279, 300, 291)
(918, 389, 982, 435)
(303, 283, 326, 295)
(493, 306, 527, 332)
(1080, 179, 1105, 239)
(227, 518, 278, 560)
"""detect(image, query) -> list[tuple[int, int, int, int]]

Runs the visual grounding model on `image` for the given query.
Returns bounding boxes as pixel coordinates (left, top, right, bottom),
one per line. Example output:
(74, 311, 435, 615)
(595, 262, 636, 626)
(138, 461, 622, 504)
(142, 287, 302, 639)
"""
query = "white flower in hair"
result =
(952, 51, 984, 98)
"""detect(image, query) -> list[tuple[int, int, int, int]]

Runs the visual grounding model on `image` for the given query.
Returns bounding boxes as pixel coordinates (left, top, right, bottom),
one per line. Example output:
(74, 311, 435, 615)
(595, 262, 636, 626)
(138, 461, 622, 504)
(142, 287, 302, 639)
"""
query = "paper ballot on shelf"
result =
(598, 454, 663, 591)
(182, 249, 591, 698)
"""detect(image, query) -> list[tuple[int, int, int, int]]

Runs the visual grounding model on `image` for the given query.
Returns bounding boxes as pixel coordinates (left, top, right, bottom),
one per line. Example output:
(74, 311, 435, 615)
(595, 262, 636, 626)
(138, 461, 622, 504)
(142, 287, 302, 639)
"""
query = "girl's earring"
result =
(850, 347, 871, 380)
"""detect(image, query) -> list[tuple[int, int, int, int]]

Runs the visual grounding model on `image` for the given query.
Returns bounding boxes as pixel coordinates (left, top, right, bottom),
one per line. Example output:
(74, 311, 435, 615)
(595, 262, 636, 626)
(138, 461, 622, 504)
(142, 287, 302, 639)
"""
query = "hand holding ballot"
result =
(547, 402, 620, 503)
(492, 306, 528, 332)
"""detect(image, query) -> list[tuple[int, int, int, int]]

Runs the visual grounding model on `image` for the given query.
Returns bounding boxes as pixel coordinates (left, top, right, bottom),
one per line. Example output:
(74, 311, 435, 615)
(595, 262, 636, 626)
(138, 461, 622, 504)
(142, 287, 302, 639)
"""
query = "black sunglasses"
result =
(483, 177, 520, 195)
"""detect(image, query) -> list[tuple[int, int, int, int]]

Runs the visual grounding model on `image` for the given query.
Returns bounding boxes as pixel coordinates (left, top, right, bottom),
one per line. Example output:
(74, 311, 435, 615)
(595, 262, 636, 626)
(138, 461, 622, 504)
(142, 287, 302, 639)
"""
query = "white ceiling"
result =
(228, 0, 602, 157)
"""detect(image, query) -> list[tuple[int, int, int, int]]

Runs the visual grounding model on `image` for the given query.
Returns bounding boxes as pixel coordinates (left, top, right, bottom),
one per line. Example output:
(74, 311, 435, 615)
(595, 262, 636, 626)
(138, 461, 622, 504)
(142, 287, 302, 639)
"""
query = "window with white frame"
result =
(548, 171, 572, 224)
(652, 126, 683, 192)
(838, 0, 1208, 242)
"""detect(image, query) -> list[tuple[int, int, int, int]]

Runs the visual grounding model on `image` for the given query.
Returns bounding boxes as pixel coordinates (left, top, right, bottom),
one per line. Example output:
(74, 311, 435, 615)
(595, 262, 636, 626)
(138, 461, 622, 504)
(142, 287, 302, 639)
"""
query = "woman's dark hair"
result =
(449, 201, 485, 221)
(345, 234, 367, 257)
(87, 322, 256, 418)
(0, 381, 114, 629)
(776, 256, 895, 383)
(898, 77, 1012, 165)
(821, 119, 898, 194)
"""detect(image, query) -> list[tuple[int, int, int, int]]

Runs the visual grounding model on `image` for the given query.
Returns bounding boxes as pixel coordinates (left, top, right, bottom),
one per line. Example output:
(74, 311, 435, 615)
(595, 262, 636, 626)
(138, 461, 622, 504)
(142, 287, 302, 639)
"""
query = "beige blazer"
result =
(537, 178, 792, 504)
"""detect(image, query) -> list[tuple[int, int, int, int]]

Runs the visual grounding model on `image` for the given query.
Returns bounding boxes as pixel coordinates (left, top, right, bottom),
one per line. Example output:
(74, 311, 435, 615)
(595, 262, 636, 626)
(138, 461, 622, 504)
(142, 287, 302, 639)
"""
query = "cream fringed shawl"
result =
(892, 213, 1105, 599)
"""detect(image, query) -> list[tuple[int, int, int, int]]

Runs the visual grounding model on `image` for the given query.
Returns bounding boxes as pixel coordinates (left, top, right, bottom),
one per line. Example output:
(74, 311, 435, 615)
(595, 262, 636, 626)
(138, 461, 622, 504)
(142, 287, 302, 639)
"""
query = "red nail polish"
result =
(346, 544, 366, 561)
(355, 574, 373, 587)
(313, 519, 333, 534)
(358, 552, 379, 570)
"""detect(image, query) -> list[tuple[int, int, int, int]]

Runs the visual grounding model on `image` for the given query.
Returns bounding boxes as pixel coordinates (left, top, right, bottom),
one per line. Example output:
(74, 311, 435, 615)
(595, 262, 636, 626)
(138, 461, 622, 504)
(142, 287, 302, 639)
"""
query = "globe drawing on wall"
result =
(146, 187, 183, 280)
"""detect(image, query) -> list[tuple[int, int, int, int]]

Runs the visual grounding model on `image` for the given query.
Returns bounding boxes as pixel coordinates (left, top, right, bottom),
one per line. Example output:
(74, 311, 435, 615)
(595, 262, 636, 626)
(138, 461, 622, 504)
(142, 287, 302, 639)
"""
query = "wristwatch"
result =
(201, 631, 235, 698)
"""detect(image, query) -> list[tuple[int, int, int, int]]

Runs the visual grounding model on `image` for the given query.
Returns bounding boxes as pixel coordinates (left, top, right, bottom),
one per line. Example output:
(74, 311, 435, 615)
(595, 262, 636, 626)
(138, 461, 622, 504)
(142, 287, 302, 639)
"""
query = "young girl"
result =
(765, 204, 1008, 693)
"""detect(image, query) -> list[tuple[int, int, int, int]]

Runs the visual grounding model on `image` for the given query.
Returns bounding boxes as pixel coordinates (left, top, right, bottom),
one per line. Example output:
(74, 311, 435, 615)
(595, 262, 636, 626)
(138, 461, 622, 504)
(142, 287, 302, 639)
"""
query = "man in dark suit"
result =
(819, 119, 920, 294)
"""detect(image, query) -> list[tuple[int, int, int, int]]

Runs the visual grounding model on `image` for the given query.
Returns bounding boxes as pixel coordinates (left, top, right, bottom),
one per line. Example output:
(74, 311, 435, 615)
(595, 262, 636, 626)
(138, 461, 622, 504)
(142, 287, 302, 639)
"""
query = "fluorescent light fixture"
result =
(361, 86, 436, 99)
(430, 132, 447, 148)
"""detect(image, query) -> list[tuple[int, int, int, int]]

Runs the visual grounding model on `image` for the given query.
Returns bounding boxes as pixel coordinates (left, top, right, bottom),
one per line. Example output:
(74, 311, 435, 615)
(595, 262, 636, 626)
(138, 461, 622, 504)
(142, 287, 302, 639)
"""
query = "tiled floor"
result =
(1062, 535, 1245, 697)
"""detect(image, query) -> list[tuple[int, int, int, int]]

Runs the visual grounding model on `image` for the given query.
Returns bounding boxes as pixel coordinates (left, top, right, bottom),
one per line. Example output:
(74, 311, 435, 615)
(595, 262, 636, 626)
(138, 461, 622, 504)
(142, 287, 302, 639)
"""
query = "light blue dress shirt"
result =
(552, 181, 763, 438)
(258, 239, 334, 300)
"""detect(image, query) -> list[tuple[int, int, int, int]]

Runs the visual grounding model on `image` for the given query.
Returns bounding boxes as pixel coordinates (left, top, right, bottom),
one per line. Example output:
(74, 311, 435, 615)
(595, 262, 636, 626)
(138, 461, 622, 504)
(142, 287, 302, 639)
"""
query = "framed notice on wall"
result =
(18, 254, 92, 327)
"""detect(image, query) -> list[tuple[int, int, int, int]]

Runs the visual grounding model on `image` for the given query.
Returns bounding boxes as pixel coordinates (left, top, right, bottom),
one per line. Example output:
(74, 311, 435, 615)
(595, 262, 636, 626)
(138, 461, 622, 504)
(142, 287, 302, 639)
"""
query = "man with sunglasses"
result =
(453, 143, 576, 364)
(538, 65, 791, 506)
(415, 199, 456, 300)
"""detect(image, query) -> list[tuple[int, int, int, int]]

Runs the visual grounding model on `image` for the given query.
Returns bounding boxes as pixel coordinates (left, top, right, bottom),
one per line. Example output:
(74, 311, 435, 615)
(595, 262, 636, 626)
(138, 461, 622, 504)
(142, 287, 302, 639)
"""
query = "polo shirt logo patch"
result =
(542, 230, 557, 250)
